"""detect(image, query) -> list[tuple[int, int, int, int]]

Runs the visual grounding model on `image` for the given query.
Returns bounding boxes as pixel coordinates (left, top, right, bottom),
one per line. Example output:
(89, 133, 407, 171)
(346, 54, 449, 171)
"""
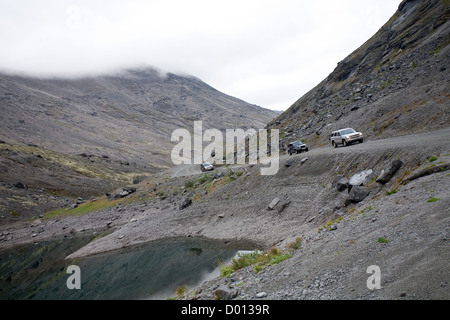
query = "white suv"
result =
(330, 128, 364, 147)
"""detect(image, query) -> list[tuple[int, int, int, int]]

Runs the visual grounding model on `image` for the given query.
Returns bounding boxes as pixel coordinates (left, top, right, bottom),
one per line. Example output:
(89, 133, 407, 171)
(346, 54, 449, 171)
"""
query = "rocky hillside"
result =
(0, 68, 276, 168)
(0, 68, 277, 219)
(268, 0, 449, 150)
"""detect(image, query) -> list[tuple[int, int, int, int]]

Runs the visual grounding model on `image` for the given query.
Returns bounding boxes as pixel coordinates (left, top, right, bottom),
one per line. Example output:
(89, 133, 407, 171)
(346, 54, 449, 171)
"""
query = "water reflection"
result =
(0, 235, 253, 300)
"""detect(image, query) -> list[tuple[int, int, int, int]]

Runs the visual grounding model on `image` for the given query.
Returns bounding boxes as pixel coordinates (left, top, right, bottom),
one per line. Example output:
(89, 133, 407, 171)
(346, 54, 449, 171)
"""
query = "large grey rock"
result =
(106, 186, 137, 201)
(277, 201, 291, 213)
(336, 178, 350, 192)
(256, 292, 268, 298)
(284, 158, 295, 167)
(349, 170, 376, 186)
(376, 159, 403, 184)
(179, 196, 192, 210)
(268, 198, 280, 210)
(215, 285, 238, 300)
(345, 186, 370, 206)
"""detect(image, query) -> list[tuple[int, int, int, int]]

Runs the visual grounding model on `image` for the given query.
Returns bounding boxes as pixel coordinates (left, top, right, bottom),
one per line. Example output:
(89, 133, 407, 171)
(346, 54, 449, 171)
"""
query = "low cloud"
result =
(0, 0, 402, 110)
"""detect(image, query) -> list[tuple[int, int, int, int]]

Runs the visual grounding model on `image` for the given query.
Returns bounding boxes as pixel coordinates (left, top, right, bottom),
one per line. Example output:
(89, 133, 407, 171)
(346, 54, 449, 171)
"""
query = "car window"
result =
(341, 129, 355, 135)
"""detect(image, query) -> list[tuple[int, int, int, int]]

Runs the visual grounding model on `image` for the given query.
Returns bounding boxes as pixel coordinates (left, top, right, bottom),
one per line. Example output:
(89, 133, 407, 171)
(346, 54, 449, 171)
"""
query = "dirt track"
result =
(170, 128, 450, 177)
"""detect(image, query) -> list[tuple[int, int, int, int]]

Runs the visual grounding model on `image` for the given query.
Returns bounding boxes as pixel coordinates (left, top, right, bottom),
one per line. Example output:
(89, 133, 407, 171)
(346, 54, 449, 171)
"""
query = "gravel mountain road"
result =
(169, 128, 450, 178)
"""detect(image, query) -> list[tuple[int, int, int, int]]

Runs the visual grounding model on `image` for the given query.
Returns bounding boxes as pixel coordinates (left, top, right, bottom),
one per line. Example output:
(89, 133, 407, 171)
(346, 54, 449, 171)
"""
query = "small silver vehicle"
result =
(330, 128, 363, 147)
(200, 162, 214, 172)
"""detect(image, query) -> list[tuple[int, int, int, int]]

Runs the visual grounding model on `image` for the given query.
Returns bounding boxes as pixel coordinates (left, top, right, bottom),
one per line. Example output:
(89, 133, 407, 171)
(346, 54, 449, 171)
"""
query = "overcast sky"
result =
(0, 0, 402, 111)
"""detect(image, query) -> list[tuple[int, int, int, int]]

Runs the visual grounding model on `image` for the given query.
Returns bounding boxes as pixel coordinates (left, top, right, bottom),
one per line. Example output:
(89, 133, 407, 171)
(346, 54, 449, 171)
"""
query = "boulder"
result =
(336, 178, 350, 192)
(13, 182, 27, 189)
(106, 193, 118, 201)
(349, 169, 376, 186)
(179, 196, 192, 210)
(268, 198, 280, 210)
(284, 158, 295, 167)
(345, 186, 370, 206)
(277, 201, 291, 213)
(106, 187, 136, 201)
(332, 175, 344, 187)
(376, 159, 403, 184)
(215, 285, 238, 300)
(256, 292, 268, 298)
(119, 187, 136, 197)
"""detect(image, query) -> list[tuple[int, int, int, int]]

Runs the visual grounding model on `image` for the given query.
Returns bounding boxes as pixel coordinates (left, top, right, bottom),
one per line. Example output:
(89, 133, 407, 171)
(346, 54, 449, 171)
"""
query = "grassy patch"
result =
(429, 48, 442, 56)
(287, 237, 302, 250)
(44, 197, 127, 219)
(220, 248, 292, 277)
(377, 237, 390, 244)
(426, 197, 440, 203)
(429, 156, 438, 162)
(184, 180, 194, 189)
(380, 79, 393, 90)
(319, 216, 342, 231)
(175, 285, 187, 297)
(385, 189, 397, 196)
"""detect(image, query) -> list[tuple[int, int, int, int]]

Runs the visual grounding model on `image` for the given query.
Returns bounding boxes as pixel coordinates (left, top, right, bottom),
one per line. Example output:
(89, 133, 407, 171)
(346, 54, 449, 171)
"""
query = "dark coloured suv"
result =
(287, 141, 309, 155)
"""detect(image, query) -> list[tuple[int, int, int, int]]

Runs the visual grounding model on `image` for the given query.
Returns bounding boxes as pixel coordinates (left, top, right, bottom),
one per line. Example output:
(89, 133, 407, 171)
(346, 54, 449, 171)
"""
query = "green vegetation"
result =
(377, 237, 390, 244)
(385, 189, 397, 196)
(196, 175, 210, 184)
(44, 197, 128, 219)
(426, 197, 440, 203)
(220, 248, 293, 277)
(380, 79, 393, 90)
(184, 180, 194, 189)
(175, 285, 187, 296)
(287, 237, 302, 250)
(335, 98, 354, 107)
(351, 206, 374, 221)
(235, 170, 244, 177)
(429, 48, 443, 56)
(429, 156, 438, 162)
(319, 216, 342, 231)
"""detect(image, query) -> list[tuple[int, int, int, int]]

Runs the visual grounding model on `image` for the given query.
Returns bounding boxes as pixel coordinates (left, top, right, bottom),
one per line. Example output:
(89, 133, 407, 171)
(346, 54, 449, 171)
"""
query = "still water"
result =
(0, 234, 251, 300)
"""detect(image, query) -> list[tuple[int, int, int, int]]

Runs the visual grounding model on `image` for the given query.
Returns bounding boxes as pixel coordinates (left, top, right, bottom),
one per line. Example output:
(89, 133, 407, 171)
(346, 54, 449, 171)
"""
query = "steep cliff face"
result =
(269, 0, 449, 149)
